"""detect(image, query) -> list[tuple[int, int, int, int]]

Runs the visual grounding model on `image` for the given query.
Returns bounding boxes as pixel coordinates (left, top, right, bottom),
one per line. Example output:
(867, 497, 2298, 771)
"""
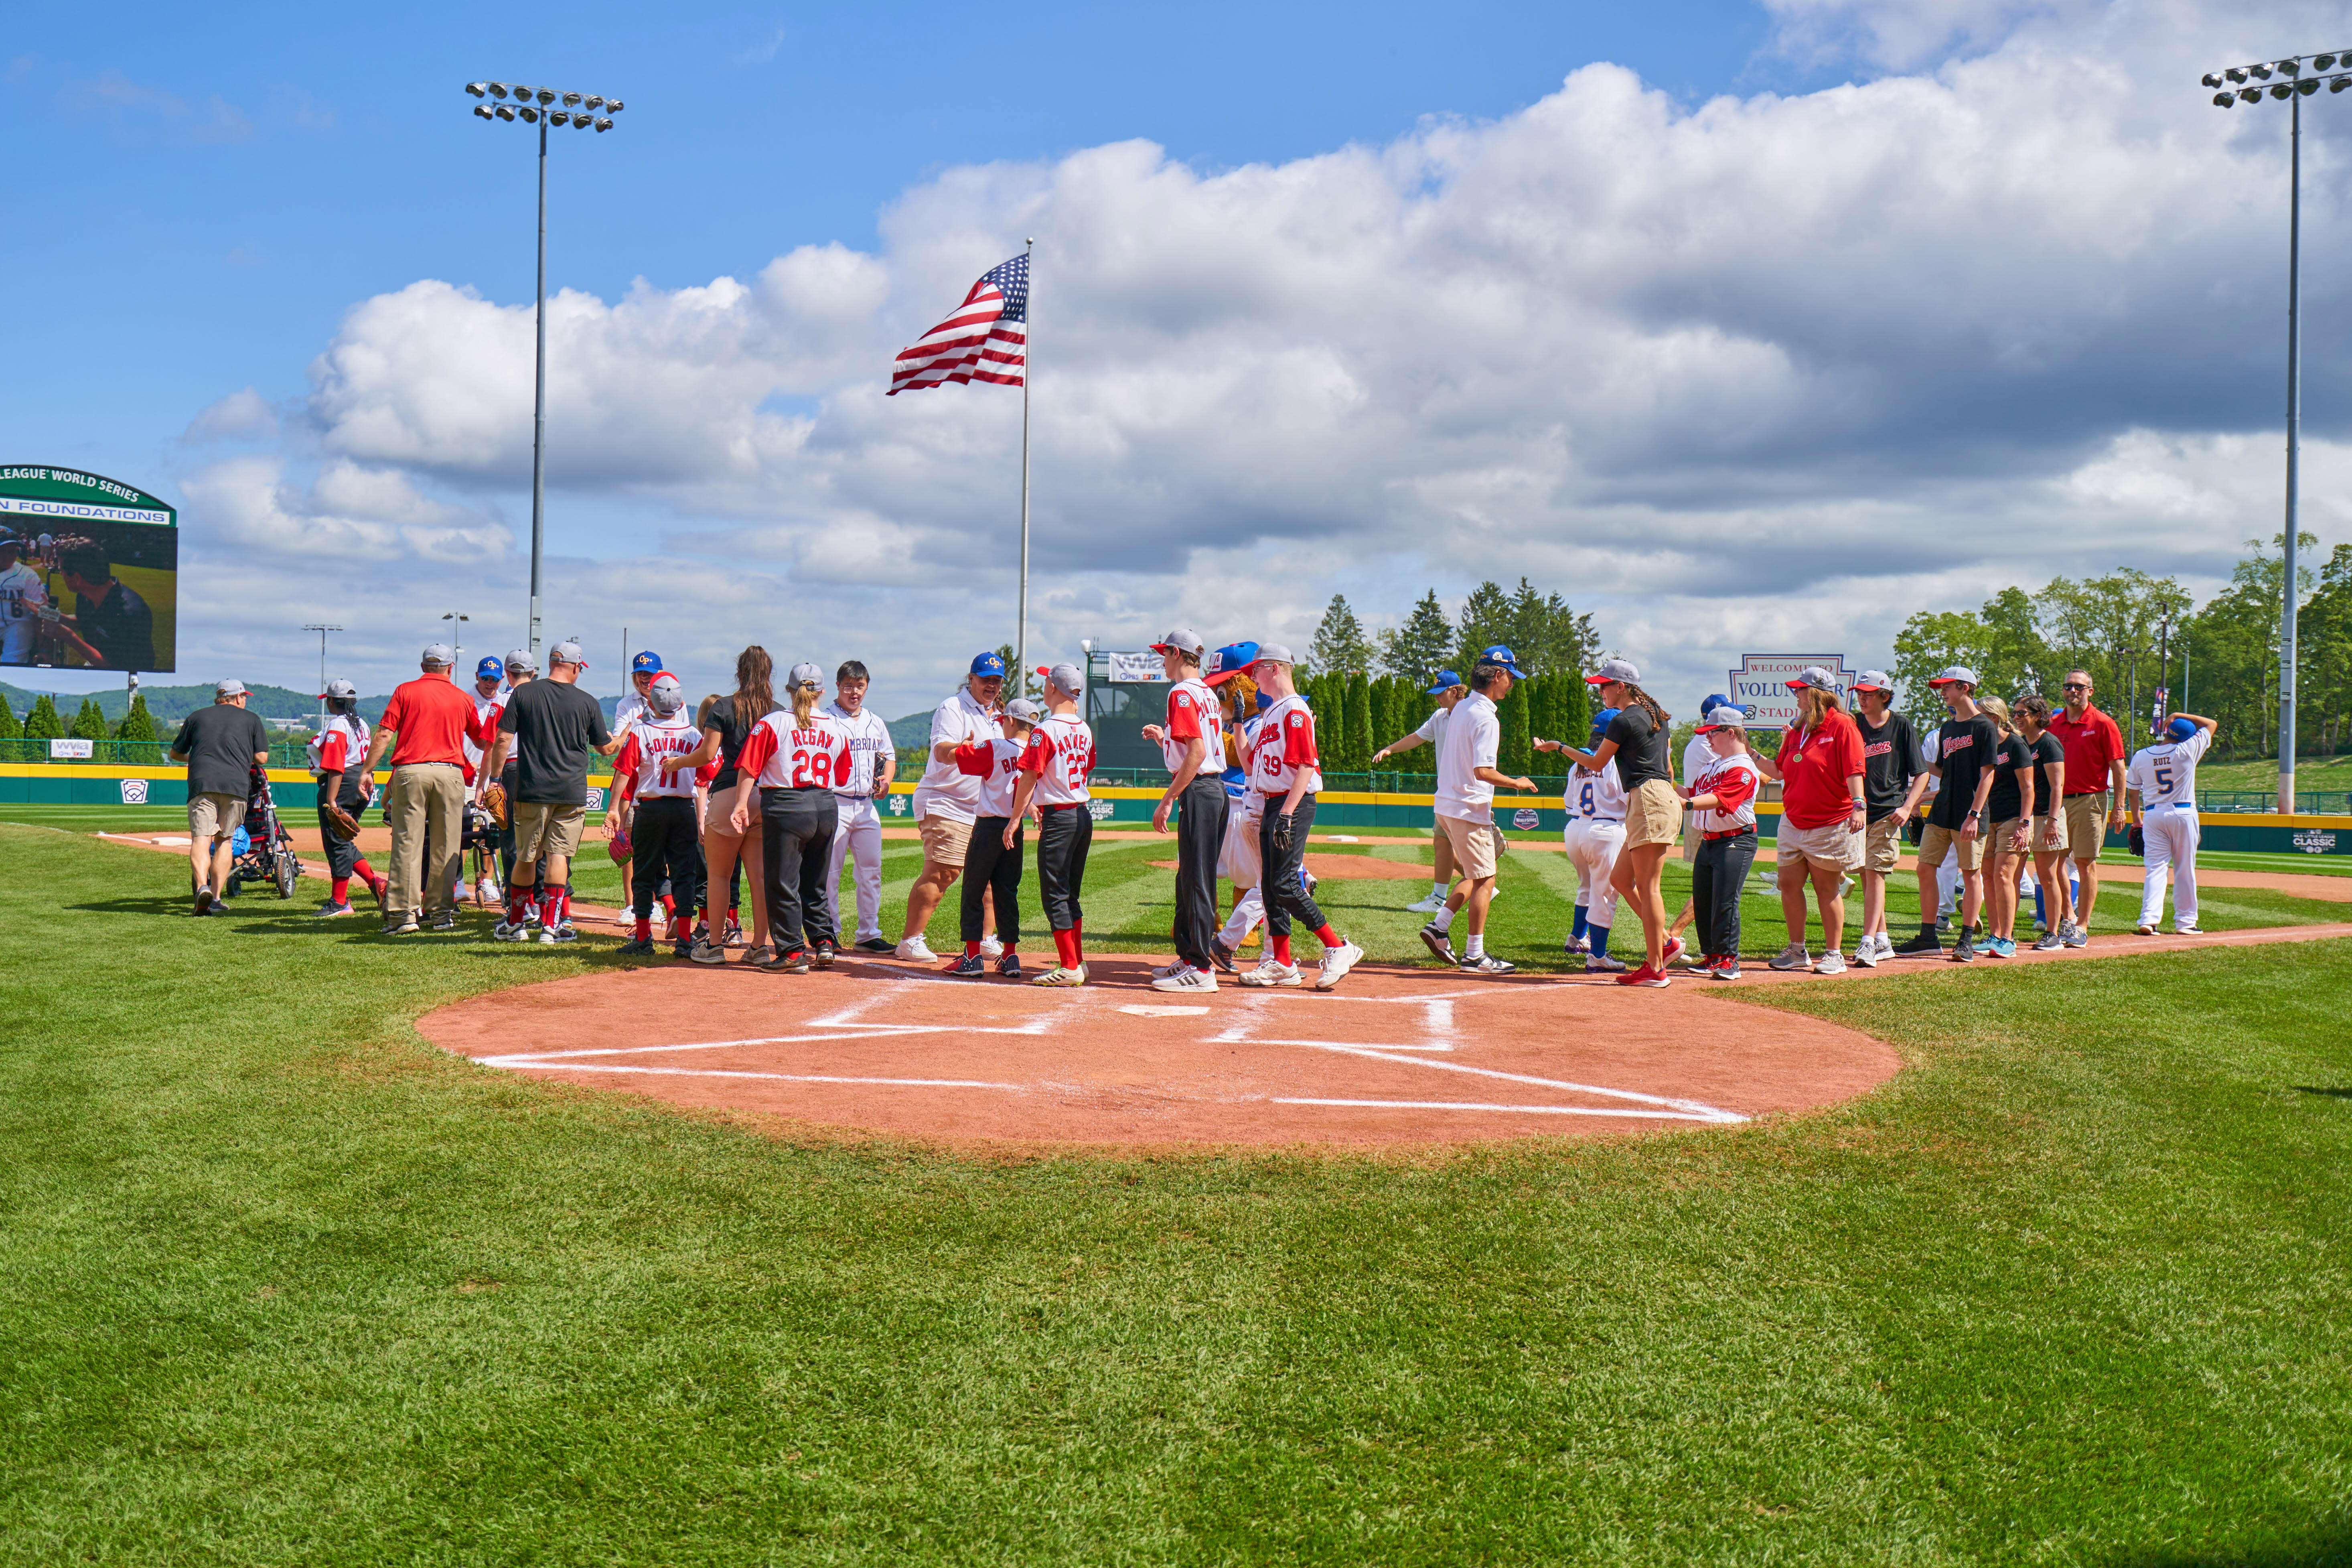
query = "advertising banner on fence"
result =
(1104, 651, 1167, 684)
(0, 466, 177, 671)
(1729, 655, 1855, 730)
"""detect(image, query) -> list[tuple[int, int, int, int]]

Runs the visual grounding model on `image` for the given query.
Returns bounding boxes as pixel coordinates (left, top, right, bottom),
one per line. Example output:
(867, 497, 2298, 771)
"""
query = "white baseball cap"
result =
(1251, 642, 1294, 667)
(1149, 627, 1206, 658)
(1045, 662, 1084, 696)
(1851, 669, 1894, 693)
(1585, 657, 1640, 686)
(1928, 665, 1980, 689)
(421, 642, 454, 667)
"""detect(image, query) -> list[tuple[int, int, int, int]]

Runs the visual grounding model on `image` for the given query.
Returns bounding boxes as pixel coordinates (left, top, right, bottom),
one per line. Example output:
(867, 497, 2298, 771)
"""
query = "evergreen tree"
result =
(1376, 591, 1455, 682)
(1310, 595, 1375, 675)
(1497, 578, 1600, 680)
(69, 698, 108, 742)
(115, 693, 158, 743)
(22, 695, 64, 740)
(0, 696, 19, 741)
(1453, 581, 1515, 672)
(1343, 673, 1373, 773)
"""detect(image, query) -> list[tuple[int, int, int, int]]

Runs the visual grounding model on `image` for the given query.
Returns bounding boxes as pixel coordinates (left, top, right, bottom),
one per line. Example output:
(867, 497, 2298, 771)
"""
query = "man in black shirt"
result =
(53, 543, 155, 670)
(1893, 665, 1999, 961)
(168, 678, 272, 915)
(483, 640, 625, 943)
(1848, 670, 1928, 967)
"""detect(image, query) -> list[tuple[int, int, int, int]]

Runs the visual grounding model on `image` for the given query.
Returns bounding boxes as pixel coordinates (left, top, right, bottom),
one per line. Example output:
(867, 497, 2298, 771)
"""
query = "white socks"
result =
(1432, 907, 1456, 933)
(1465, 933, 1484, 959)
(1428, 880, 1446, 901)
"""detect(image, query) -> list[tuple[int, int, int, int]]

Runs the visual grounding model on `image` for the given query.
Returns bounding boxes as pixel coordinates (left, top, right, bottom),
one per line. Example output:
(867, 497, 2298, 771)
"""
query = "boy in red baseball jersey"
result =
(1006, 664, 1096, 986)
(948, 697, 1041, 978)
(1141, 627, 1227, 992)
(1239, 645, 1362, 990)
(612, 673, 716, 957)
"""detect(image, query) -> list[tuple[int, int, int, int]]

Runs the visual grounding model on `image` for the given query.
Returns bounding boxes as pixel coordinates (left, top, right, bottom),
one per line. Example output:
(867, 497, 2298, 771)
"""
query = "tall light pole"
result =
(303, 623, 341, 727)
(464, 80, 624, 659)
(441, 611, 470, 669)
(2205, 48, 2346, 812)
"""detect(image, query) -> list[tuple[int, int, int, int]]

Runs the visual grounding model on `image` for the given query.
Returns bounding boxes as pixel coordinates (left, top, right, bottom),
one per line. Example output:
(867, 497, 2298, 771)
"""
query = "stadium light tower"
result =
(462, 80, 624, 659)
(2204, 47, 2349, 813)
(303, 623, 341, 728)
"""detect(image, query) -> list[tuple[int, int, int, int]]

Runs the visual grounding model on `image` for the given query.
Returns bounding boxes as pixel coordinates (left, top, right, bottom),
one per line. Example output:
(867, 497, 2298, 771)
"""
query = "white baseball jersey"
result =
(306, 714, 372, 776)
(824, 702, 895, 798)
(740, 709, 854, 791)
(1690, 753, 1764, 834)
(912, 687, 1000, 824)
(1020, 713, 1095, 806)
(1436, 690, 1501, 824)
(1249, 694, 1322, 797)
(464, 687, 504, 773)
(1159, 677, 1223, 775)
(0, 561, 48, 662)
(1566, 758, 1628, 822)
(614, 709, 707, 800)
(2126, 728, 2210, 810)
(957, 734, 1026, 817)
(1232, 712, 1268, 818)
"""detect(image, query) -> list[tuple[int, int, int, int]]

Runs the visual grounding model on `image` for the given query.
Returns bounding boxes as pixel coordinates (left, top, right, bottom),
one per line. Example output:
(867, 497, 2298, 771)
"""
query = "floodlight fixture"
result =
(562, 91, 580, 105)
(2215, 92, 2234, 106)
(2320, 53, 2339, 69)
(466, 81, 487, 97)
(475, 104, 494, 119)
(489, 81, 509, 98)
(511, 83, 533, 99)
(549, 111, 569, 125)
(2251, 63, 2273, 78)
(2335, 75, 2352, 91)
(519, 105, 539, 122)
(536, 88, 555, 104)
(595, 117, 612, 131)
(495, 103, 515, 120)
(2241, 87, 2261, 102)
(2226, 67, 2247, 82)
(584, 95, 602, 109)
(573, 115, 592, 129)
(607, 99, 624, 112)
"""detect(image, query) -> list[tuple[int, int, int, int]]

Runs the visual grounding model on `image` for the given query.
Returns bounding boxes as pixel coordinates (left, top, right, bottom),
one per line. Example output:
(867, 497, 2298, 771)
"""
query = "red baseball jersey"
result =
(1160, 677, 1223, 775)
(737, 710, 855, 791)
(1019, 713, 1095, 806)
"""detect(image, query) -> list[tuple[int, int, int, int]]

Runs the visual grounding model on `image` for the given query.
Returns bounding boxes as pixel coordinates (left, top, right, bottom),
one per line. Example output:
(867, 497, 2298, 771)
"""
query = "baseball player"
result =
(948, 697, 1041, 978)
(1371, 671, 1471, 914)
(1416, 645, 1535, 976)
(1005, 663, 1097, 986)
(727, 662, 852, 972)
(612, 673, 714, 957)
(823, 661, 898, 953)
(1679, 704, 1765, 980)
(1202, 644, 1269, 970)
(1138, 627, 1227, 993)
(1537, 705, 1627, 973)
(0, 529, 49, 664)
(900, 652, 1009, 962)
(2127, 712, 2218, 935)
(307, 678, 387, 917)
(609, 651, 663, 913)
(1663, 693, 1741, 961)
(1237, 645, 1363, 990)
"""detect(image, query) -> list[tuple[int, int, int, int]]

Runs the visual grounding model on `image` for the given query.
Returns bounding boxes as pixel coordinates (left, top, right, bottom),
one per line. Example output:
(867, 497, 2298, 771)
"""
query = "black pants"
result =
(1693, 830, 1756, 958)
(962, 816, 1023, 945)
(316, 788, 367, 882)
(1257, 793, 1328, 938)
(1037, 805, 1092, 932)
(1172, 776, 1228, 967)
(631, 797, 705, 924)
(761, 787, 839, 953)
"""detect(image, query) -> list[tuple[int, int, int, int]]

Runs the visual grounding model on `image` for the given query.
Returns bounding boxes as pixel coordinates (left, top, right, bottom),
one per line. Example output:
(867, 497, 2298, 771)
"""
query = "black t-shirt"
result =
(172, 705, 272, 799)
(499, 678, 611, 805)
(82, 580, 154, 670)
(1926, 714, 2000, 828)
(1604, 704, 1672, 789)
(1984, 732, 2034, 823)
(1854, 711, 1925, 822)
(2028, 731, 2064, 813)
(704, 696, 776, 791)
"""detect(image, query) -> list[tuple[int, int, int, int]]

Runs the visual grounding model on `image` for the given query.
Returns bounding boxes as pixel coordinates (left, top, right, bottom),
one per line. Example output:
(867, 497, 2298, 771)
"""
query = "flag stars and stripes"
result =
(888, 254, 1028, 394)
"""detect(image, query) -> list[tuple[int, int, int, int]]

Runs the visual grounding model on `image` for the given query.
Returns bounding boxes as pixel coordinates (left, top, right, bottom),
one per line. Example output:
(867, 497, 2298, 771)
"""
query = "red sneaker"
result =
(1662, 937, 1689, 966)
(1614, 964, 1670, 988)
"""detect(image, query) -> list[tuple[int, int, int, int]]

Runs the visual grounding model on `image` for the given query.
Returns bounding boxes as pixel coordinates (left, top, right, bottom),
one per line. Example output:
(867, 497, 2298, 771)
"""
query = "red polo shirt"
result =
(2047, 704, 2125, 797)
(379, 671, 475, 767)
(1777, 708, 1866, 828)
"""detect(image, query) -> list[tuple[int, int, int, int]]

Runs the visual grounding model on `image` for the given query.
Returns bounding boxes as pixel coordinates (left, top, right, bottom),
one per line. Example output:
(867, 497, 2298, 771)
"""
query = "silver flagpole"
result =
(1016, 237, 1033, 698)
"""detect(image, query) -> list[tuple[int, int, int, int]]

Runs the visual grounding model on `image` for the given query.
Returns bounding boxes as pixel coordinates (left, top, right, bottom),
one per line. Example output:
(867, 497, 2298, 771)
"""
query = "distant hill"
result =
(888, 711, 932, 751)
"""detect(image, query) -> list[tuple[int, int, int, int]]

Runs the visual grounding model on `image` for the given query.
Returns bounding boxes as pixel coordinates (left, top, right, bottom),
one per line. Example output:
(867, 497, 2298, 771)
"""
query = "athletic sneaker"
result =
(1237, 959, 1304, 988)
(1031, 963, 1088, 987)
(947, 952, 987, 978)
(2176, 925, 2203, 936)
(383, 915, 420, 936)
(1459, 953, 1516, 976)
(1150, 961, 1189, 980)
(1892, 930, 1942, 957)
(429, 911, 457, 932)
(1404, 893, 1447, 915)
(2061, 922, 2089, 949)
(2032, 929, 2064, 951)
(1663, 938, 1694, 967)
(1710, 958, 1742, 981)
(896, 936, 937, 963)
(980, 936, 1004, 959)
(1152, 967, 1219, 993)
(814, 940, 836, 970)
(762, 949, 815, 974)
(1987, 936, 2016, 958)
(492, 920, 532, 943)
(1951, 930, 1979, 963)
(1584, 953, 1628, 975)
(1419, 922, 1458, 965)
(194, 886, 215, 915)
(315, 900, 355, 919)
(1874, 933, 1897, 961)
(1566, 933, 1591, 955)
(853, 937, 895, 954)
(1936, 914, 1954, 934)
(996, 952, 1022, 979)
(539, 924, 579, 946)
(617, 937, 657, 957)
(1208, 938, 1239, 974)
(1812, 951, 1846, 975)
(726, 915, 747, 947)
(1849, 941, 1878, 969)
(1770, 943, 1810, 971)
(741, 944, 775, 967)
(1316, 940, 1364, 990)
(1614, 964, 1670, 988)
(690, 938, 727, 964)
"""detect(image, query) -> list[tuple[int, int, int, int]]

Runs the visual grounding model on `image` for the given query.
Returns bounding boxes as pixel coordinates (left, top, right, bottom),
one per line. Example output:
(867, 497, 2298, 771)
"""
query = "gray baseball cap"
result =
(787, 661, 824, 688)
(1149, 627, 1206, 658)
(320, 678, 359, 701)
(1003, 697, 1044, 723)
(1697, 703, 1747, 733)
(1851, 669, 1894, 693)
(1584, 657, 1640, 686)
(1045, 662, 1084, 696)
(1786, 665, 1838, 693)
(1928, 665, 1980, 689)
(504, 647, 537, 675)
(1251, 643, 1294, 667)
(647, 672, 686, 715)
(548, 640, 587, 667)
(215, 678, 249, 697)
(420, 642, 454, 667)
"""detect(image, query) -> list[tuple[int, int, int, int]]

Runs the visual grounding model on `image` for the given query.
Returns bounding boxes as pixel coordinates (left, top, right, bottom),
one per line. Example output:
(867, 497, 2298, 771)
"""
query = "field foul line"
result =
(475, 1061, 1022, 1089)
(1278, 1041, 1747, 1122)
(1274, 1098, 1734, 1122)
(480, 1023, 1043, 1065)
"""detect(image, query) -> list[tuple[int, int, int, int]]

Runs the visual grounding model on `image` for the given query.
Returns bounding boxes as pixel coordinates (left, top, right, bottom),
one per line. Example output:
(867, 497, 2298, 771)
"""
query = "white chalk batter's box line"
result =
(473, 983, 1747, 1125)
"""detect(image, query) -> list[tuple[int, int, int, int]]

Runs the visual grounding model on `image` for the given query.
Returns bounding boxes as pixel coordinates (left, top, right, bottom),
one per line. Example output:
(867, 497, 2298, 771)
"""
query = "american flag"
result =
(888, 254, 1028, 395)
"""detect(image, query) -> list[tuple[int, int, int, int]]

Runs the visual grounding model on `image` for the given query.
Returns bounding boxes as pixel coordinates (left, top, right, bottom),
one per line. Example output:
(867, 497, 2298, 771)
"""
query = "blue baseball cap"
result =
(1425, 669, 1463, 696)
(969, 651, 1007, 678)
(630, 650, 663, 675)
(476, 655, 504, 681)
(1476, 644, 1525, 676)
(1205, 641, 1260, 686)
(1589, 705, 1620, 742)
(2166, 716, 2197, 742)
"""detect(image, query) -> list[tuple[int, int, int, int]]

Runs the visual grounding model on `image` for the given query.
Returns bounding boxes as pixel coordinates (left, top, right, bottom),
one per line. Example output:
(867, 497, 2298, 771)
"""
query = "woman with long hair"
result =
(1975, 694, 2037, 958)
(2013, 694, 2074, 949)
(727, 661, 851, 972)
(1558, 658, 1683, 986)
(1750, 668, 1867, 974)
(663, 646, 777, 964)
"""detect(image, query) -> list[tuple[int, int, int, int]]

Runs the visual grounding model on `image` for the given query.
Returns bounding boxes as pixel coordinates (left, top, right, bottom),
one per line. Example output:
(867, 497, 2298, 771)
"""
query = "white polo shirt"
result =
(1436, 690, 1501, 824)
(910, 686, 1000, 824)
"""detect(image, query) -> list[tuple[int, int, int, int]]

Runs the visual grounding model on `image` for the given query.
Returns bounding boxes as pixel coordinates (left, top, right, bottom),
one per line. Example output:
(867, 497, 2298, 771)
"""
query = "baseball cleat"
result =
(853, 936, 894, 954)
(1152, 967, 1218, 993)
(946, 952, 987, 978)
(1458, 953, 1515, 976)
(616, 937, 657, 957)
(740, 945, 775, 967)
(814, 940, 836, 970)
(2133, 923, 2157, 935)
(1584, 953, 1628, 974)
(996, 951, 1022, 979)
(1418, 921, 1458, 965)
(1566, 933, 1591, 955)
(1030, 964, 1088, 987)
(315, 900, 355, 919)
(725, 915, 747, 947)
(367, 876, 389, 909)
(1404, 894, 1446, 915)
(895, 936, 937, 963)
(1315, 939, 1363, 990)
(1236, 959, 1304, 988)
(1208, 938, 1238, 974)
(492, 920, 531, 942)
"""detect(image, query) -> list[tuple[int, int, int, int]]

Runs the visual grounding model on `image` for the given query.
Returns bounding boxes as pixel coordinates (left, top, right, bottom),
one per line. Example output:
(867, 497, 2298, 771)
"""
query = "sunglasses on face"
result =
(2062, 683, 2088, 692)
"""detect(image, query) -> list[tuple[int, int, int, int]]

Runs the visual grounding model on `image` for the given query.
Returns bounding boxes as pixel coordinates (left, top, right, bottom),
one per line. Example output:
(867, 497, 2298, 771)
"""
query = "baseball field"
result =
(5, 813, 2350, 1563)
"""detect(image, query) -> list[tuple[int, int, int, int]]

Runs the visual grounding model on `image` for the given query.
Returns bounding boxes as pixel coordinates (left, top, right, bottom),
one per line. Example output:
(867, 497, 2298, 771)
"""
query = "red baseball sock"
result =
(966, 940, 982, 956)
(1071, 918, 1085, 963)
(660, 893, 675, 917)
(538, 887, 564, 929)
(351, 857, 376, 883)
(1272, 933, 1293, 965)
(331, 876, 351, 902)
(672, 917, 691, 942)
(1052, 928, 1079, 968)
(509, 885, 534, 923)
(1314, 923, 1341, 947)
(634, 917, 652, 940)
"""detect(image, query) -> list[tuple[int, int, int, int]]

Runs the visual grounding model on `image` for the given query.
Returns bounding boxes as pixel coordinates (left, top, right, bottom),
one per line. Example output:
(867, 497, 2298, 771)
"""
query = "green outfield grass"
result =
(3, 824, 2351, 1564)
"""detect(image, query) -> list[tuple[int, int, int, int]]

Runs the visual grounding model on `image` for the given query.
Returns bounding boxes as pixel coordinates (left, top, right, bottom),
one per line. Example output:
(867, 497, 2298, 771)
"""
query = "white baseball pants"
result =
(1563, 817, 1624, 930)
(1219, 885, 1264, 947)
(826, 799, 885, 942)
(2137, 805, 2200, 931)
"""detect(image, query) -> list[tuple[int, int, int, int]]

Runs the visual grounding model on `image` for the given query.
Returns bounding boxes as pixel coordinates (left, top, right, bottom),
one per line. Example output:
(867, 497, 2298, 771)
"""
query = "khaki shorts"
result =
(188, 792, 246, 840)
(513, 802, 586, 863)
(1623, 779, 1681, 849)
(1438, 812, 1498, 880)
(1863, 816, 1906, 875)
(1681, 809, 1701, 862)
(1918, 819, 1984, 873)
(705, 803, 761, 847)
(918, 811, 972, 870)
(2032, 813, 2069, 854)
(1778, 815, 1862, 875)
(2064, 792, 2110, 862)
(1985, 816, 2032, 858)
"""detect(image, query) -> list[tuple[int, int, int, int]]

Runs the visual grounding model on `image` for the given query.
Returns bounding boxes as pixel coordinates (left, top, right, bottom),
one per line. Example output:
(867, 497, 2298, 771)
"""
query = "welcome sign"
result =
(1729, 655, 1855, 730)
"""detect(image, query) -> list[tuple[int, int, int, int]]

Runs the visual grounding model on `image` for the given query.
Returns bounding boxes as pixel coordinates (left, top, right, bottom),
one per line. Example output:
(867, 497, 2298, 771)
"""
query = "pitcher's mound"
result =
(418, 956, 1898, 1149)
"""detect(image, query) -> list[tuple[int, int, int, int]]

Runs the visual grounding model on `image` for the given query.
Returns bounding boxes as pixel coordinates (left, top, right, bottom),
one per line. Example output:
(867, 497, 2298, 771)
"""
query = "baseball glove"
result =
(322, 803, 362, 842)
(608, 830, 633, 864)
(2128, 822, 2145, 858)
(481, 781, 508, 829)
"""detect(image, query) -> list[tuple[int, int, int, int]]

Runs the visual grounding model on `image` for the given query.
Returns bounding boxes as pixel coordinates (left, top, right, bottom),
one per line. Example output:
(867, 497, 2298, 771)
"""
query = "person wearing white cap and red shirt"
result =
(1235, 644, 1364, 990)
(728, 661, 853, 973)
(168, 678, 271, 916)
(1847, 669, 1929, 966)
(1892, 665, 2000, 961)
(1006, 663, 1099, 986)
(899, 652, 1008, 963)
(308, 678, 387, 917)
(483, 640, 627, 944)
(1138, 627, 1228, 992)
(1557, 657, 1686, 987)
(611, 673, 714, 957)
(1751, 665, 1867, 975)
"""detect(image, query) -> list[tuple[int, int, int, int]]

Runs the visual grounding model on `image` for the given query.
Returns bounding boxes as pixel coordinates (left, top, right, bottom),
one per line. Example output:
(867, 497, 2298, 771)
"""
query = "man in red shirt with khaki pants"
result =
(361, 642, 479, 934)
(2046, 668, 2127, 945)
